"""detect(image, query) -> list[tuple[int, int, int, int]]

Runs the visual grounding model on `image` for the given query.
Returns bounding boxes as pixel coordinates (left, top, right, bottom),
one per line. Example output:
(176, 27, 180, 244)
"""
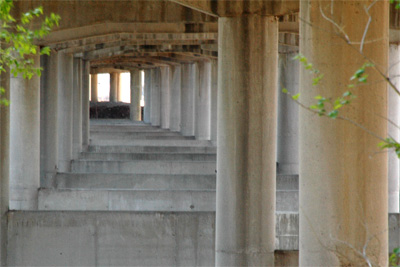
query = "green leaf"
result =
(40, 46, 50, 55)
(343, 91, 352, 97)
(328, 110, 338, 119)
(282, 88, 288, 94)
(292, 93, 300, 100)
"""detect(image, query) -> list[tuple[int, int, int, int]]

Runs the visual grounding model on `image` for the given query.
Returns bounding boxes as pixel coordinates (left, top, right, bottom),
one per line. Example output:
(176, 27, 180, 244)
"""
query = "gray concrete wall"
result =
(8, 211, 215, 266)
(10, 212, 400, 265)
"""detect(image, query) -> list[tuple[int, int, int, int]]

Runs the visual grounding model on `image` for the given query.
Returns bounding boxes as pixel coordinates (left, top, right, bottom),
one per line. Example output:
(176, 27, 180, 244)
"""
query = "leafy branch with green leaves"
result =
(0, 0, 60, 105)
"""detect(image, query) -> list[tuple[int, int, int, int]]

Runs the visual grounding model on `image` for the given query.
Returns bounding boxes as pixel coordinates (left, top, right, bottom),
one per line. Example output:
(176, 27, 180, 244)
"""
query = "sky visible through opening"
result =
(90, 71, 144, 106)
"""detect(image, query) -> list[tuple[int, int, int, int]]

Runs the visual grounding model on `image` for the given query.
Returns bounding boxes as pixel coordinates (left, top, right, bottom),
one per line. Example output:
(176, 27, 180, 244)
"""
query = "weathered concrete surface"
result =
(79, 152, 215, 161)
(7, 211, 215, 266)
(7, 211, 307, 266)
(299, 0, 389, 266)
(70, 160, 216, 175)
(277, 52, 299, 175)
(216, 15, 278, 266)
(38, 189, 216, 211)
(130, 69, 142, 121)
(55, 173, 216, 190)
(40, 52, 59, 188)
(57, 53, 74, 173)
(9, 54, 40, 210)
(0, 65, 10, 266)
(180, 64, 196, 136)
(388, 44, 400, 213)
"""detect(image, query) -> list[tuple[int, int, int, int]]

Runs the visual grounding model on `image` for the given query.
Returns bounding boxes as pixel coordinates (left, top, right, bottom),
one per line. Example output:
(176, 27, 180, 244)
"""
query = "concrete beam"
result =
(50, 32, 217, 53)
(38, 22, 218, 45)
(169, 0, 299, 17)
(80, 45, 212, 61)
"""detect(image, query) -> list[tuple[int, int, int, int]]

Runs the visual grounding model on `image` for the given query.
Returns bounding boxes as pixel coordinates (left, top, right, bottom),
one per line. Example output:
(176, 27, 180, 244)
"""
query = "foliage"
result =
(390, 248, 400, 266)
(0, 0, 60, 105)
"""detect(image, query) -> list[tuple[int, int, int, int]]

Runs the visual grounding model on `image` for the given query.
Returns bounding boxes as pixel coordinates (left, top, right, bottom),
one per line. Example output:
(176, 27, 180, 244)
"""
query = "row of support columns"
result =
(214, 1, 389, 265)
(141, 61, 216, 143)
(0, 1, 393, 265)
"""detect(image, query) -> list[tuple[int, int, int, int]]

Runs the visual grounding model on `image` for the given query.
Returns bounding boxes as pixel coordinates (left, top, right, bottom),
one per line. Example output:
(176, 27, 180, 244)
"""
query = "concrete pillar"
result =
(389, 44, 400, 213)
(82, 60, 90, 150)
(130, 69, 142, 121)
(210, 59, 218, 145)
(299, 1, 388, 265)
(216, 15, 278, 266)
(195, 61, 211, 140)
(40, 52, 59, 188)
(150, 68, 161, 126)
(117, 73, 123, 102)
(72, 58, 83, 159)
(90, 74, 98, 102)
(57, 52, 74, 172)
(0, 66, 10, 264)
(109, 72, 118, 103)
(277, 52, 299, 174)
(143, 69, 152, 123)
(9, 54, 41, 210)
(160, 66, 170, 129)
(169, 65, 181, 132)
(180, 64, 196, 136)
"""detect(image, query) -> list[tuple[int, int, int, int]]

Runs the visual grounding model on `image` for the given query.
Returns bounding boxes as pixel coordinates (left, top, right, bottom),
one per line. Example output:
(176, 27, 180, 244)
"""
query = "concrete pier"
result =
(210, 59, 218, 145)
(181, 64, 196, 137)
(72, 58, 83, 160)
(216, 15, 278, 266)
(299, 1, 389, 265)
(40, 52, 59, 188)
(90, 74, 98, 103)
(109, 72, 119, 103)
(389, 44, 400, 213)
(81, 60, 90, 150)
(143, 69, 152, 124)
(195, 61, 211, 140)
(10, 54, 41, 210)
(277, 52, 299, 175)
(150, 68, 161, 126)
(169, 65, 181, 132)
(57, 53, 74, 173)
(160, 66, 170, 129)
(130, 69, 142, 121)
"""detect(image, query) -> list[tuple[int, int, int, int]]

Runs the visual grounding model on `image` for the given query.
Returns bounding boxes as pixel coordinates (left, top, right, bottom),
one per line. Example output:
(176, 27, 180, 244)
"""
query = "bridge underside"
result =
(0, 0, 399, 266)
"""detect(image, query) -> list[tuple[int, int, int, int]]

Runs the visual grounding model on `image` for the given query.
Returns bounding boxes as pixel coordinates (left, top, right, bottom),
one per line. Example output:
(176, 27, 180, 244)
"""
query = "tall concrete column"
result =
(130, 69, 142, 121)
(389, 44, 400, 213)
(0, 66, 10, 264)
(40, 52, 59, 188)
(195, 61, 211, 140)
(277, 52, 299, 174)
(299, 1, 388, 265)
(57, 52, 74, 172)
(210, 59, 218, 145)
(160, 66, 170, 129)
(117, 73, 123, 102)
(90, 74, 98, 102)
(169, 65, 181, 132)
(150, 68, 161, 126)
(82, 60, 90, 150)
(109, 72, 118, 103)
(10, 54, 41, 210)
(180, 64, 196, 136)
(72, 58, 83, 159)
(216, 15, 278, 266)
(143, 69, 152, 123)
